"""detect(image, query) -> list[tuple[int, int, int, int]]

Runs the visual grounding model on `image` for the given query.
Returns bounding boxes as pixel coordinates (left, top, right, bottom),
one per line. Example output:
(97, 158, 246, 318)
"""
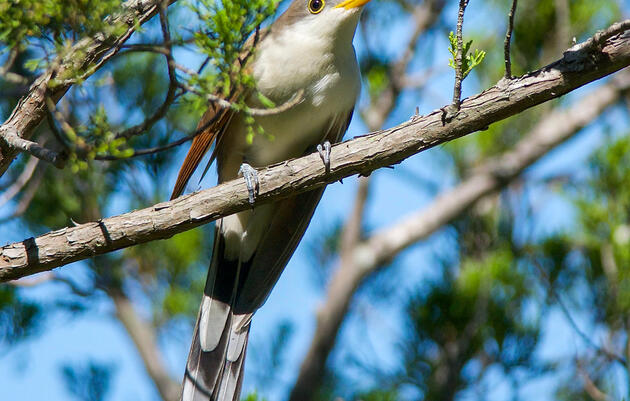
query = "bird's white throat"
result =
(242, 6, 361, 166)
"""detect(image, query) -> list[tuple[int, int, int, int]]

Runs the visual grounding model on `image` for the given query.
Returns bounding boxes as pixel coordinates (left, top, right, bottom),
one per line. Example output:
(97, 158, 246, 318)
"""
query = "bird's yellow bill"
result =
(334, 0, 371, 9)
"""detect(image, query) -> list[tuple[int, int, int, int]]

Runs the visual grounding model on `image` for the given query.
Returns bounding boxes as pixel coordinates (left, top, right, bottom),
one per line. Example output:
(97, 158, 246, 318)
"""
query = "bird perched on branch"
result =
(171, 0, 371, 399)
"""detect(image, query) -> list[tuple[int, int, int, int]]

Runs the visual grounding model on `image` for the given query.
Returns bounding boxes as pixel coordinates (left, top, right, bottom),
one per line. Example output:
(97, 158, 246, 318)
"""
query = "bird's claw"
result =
(238, 163, 259, 206)
(317, 140, 332, 173)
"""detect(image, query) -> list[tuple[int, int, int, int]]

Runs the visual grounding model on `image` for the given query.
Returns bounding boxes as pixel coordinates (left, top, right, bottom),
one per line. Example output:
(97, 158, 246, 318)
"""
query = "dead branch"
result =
(1, 22, 629, 283)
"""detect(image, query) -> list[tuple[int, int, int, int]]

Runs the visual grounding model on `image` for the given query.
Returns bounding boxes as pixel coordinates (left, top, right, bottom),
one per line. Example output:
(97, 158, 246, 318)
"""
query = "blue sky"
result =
(2, 1, 630, 400)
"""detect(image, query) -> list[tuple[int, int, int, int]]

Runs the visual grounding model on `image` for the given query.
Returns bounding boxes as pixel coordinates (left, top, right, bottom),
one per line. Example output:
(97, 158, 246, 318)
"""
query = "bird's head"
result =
(273, 0, 372, 46)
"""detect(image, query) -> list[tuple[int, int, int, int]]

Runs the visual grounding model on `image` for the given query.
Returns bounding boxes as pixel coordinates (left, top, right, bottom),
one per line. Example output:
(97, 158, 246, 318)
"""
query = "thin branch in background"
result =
(0, 155, 40, 208)
(45, 103, 72, 150)
(339, 176, 371, 261)
(45, 96, 89, 157)
(118, 44, 170, 55)
(176, 73, 305, 117)
(95, 129, 201, 160)
(0, 47, 29, 86)
(361, 0, 445, 130)
(0, 127, 65, 168)
(531, 257, 627, 367)
(114, 0, 180, 141)
(1, 163, 45, 222)
(451, 0, 469, 108)
(554, 0, 570, 53)
(504, 0, 518, 78)
(576, 360, 611, 401)
(107, 288, 181, 401)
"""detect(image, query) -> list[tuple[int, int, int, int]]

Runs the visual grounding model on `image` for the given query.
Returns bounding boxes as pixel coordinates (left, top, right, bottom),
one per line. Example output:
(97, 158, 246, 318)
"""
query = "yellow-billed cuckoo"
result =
(170, 0, 370, 400)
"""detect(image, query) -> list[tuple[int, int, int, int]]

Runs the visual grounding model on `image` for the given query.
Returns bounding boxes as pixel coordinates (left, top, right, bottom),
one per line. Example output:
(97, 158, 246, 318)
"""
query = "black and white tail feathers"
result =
(181, 228, 252, 401)
(181, 188, 328, 401)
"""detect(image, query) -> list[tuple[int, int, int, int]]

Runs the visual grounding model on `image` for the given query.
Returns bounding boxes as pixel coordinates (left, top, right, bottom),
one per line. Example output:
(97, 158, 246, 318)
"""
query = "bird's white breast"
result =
(219, 10, 362, 261)
(242, 13, 361, 165)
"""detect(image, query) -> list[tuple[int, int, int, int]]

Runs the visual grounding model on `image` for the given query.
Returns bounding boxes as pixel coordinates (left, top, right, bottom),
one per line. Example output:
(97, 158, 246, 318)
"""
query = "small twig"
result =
(0, 127, 65, 168)
(119, 44, 170, 55)
(177, 81, 304, 116)
(504, 0, 518, 79)
(96, 100, 225, 160)
(451, 0, 469, 108)
(95, 131, 199, 160)
(246, 89, 304, 116)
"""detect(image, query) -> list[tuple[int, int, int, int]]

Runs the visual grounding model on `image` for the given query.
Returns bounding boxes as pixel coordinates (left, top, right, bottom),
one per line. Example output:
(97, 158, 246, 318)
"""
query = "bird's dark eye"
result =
(308, 0, 325, 14)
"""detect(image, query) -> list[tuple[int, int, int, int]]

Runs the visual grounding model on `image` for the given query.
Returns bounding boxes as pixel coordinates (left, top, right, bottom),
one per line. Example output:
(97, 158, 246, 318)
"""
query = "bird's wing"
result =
(170, 30, 268, 200)
(180, 109, 354, 401)
(170, 102, 235, 200)
(234, 108, 354, 312)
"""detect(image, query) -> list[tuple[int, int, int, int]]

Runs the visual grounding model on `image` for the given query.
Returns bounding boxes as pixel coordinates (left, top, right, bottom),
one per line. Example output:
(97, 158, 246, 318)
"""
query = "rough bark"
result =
(0, 0, 172, 177)
(1, 24, 629, 283)
(288, 70, 630, 401)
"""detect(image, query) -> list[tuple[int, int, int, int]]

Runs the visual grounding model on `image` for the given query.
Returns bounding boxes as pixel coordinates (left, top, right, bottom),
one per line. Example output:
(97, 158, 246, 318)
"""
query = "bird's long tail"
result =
(181, 231, 252, 401)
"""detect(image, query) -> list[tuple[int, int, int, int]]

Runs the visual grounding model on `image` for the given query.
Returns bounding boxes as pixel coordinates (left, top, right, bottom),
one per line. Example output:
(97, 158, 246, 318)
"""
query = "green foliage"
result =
(447, 31, 486, 80)
(354, 389, 399, 401)
(0, 0, 122, 49)
(241, 391, 268, 401)
(187, 0, 279, 97)
(361, 55, 390, 100)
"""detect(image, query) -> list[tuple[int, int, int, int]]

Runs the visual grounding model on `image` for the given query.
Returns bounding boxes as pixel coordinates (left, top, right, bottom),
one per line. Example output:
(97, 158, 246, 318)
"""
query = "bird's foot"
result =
(317, 140, 332, 173)
(238, 163, 259, 206)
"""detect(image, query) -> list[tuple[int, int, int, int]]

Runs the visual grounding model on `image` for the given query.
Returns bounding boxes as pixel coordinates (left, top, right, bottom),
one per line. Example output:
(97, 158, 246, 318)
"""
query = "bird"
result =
(170, 0, 371, 400)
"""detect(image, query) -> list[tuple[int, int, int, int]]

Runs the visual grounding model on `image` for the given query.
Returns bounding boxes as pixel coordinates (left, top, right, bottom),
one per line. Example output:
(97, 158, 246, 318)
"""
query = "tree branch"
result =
(288, 69, 630, 401)
(504, 0, 518, 78)
(1, 22, 629, 283)
(0, 0, 174, 177)
(451, 0, 470, 109)
(0, 155, 40, 208)
(108, 289, 181, 401)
